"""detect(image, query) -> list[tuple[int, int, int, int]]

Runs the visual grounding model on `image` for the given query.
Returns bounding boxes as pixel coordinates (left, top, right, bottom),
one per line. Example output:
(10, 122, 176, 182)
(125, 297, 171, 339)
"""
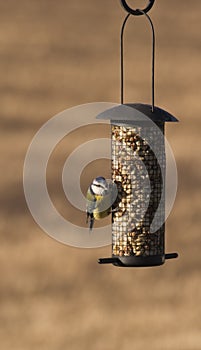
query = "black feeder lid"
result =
(96, 103, 178, 123)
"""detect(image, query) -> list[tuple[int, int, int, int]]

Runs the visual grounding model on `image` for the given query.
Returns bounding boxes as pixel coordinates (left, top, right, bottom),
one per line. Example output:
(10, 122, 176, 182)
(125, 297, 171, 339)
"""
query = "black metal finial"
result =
(120, 0, 155, 16)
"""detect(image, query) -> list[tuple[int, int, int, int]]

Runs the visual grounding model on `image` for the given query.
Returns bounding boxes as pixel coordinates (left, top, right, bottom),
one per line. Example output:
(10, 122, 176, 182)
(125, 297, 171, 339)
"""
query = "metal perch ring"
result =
(120, 0, 155, 16)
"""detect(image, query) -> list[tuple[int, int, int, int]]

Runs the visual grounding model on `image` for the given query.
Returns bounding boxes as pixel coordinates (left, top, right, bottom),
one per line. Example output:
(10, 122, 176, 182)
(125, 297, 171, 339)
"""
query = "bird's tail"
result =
(86, 212, 94, 231)
(89, 217, 94, 231)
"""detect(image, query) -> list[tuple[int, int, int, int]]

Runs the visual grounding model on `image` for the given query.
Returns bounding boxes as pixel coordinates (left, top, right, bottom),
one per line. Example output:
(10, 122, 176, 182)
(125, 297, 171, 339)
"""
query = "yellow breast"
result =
(93, 194, 111, 220)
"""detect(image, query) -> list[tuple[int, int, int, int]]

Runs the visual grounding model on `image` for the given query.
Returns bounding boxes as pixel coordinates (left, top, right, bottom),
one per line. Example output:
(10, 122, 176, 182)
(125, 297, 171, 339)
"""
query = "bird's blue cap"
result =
(95, 176, 106, 182)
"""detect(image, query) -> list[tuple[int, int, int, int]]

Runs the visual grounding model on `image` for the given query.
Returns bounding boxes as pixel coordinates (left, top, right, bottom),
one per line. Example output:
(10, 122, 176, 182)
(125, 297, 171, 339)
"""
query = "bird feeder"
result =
(97, 0, 178, 267)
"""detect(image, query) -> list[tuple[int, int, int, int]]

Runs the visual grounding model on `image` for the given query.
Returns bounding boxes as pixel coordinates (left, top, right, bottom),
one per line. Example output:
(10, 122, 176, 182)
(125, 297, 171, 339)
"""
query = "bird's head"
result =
(91, 176, 109, 196)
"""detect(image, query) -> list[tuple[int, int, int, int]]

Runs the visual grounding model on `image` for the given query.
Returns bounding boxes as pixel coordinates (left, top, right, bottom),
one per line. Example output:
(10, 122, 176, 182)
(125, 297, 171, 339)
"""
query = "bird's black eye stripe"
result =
(94, 184, 104, 188)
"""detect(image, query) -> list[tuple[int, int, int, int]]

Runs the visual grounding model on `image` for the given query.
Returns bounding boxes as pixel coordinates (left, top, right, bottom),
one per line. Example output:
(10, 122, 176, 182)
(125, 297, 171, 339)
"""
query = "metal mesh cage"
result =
(112, 122, 165, 259)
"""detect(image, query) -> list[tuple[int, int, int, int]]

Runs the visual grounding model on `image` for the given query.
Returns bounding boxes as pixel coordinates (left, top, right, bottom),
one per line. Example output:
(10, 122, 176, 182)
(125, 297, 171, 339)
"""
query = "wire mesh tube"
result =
(112, 122, 165, 258)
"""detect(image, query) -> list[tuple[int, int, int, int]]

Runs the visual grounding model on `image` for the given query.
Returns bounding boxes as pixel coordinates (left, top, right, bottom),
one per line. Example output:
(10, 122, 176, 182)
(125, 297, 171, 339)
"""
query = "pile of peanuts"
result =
(111, 123, 165, 257)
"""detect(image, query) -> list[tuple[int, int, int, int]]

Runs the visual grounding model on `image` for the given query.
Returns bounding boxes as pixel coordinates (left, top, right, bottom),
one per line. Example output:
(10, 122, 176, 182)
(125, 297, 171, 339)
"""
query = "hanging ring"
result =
(120, 0, 155, 16)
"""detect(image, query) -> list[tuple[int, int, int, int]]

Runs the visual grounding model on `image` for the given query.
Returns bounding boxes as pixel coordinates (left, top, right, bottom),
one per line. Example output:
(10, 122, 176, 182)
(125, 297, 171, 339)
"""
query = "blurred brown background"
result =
(0, 0, 201, 349)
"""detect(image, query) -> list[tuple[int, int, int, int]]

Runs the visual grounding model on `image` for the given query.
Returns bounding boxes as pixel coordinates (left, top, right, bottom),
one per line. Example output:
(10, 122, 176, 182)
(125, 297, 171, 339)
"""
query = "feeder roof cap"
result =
(96, 103, 179, 123)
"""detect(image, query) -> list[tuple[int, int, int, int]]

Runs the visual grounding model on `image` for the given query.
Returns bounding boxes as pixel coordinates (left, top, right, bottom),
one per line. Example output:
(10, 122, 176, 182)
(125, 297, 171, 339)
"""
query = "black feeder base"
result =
(98, 253, 178, 267)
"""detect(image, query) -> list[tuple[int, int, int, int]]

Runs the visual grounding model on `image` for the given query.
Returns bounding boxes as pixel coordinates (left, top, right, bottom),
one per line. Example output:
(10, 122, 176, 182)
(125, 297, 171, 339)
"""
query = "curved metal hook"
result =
(120, 13, 130, 105)
(120, 0, 155, 16)
(120, 10, 155, 111)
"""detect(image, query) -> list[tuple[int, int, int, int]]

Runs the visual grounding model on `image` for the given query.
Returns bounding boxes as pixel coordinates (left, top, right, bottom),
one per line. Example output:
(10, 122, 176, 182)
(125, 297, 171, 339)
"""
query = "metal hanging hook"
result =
(120, 8, 156, 112)
(120, 0, 155, 16)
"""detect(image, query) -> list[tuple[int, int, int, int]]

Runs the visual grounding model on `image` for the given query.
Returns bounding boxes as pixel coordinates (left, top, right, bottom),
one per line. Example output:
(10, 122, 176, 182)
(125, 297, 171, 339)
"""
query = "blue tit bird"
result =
(86, 176, 117, 231)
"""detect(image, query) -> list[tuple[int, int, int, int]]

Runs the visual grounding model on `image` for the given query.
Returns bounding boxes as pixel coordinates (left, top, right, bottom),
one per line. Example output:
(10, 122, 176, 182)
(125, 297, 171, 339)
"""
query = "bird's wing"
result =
(86, 188, 97, 231)
(86, 188, 97, 214)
